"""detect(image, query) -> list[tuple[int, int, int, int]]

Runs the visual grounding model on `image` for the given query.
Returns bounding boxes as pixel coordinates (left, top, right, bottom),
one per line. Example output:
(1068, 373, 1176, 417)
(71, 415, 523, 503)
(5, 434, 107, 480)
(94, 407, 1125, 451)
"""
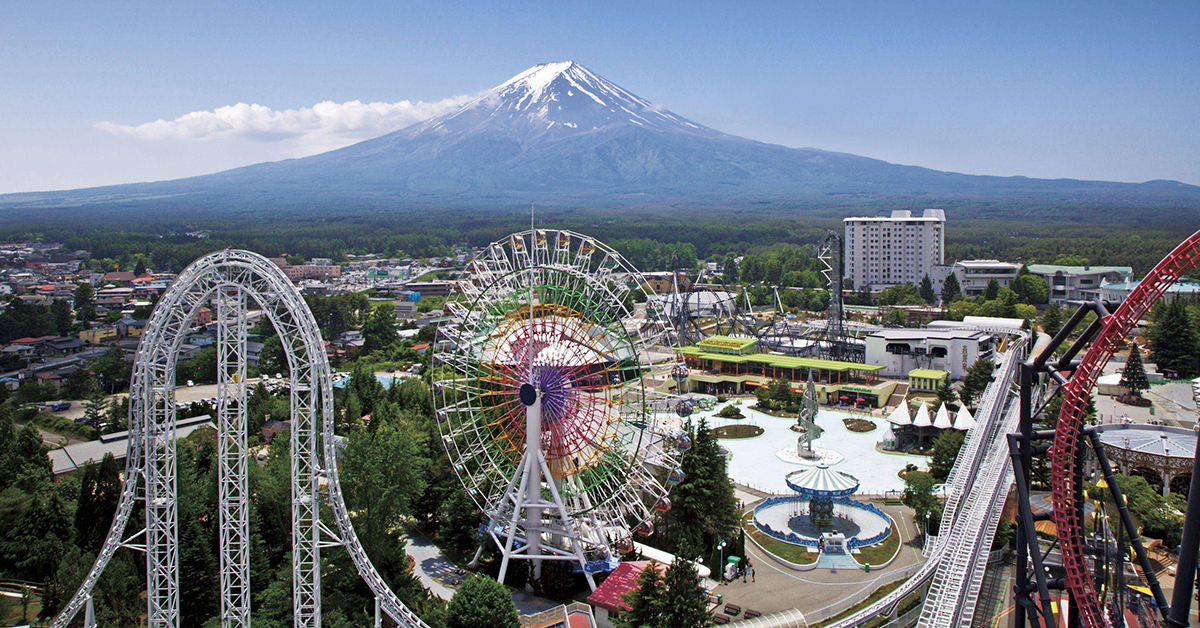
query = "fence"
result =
(752, 496, 895, 550)
(799, 562, 926, 625)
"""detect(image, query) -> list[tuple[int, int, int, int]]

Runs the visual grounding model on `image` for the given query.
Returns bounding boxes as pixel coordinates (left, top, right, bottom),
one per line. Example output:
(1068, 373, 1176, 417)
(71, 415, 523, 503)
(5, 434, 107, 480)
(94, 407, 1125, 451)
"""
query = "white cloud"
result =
(95, 95, 474, 155)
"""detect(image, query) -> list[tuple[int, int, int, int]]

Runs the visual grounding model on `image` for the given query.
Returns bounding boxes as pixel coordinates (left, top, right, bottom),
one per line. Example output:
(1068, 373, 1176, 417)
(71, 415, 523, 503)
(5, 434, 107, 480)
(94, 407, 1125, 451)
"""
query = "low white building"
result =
(1026, 264, 1132, 304)
(865, 328, 995, 380)
(930, 259, 1021, 298)
(1100, 278, 1200, 304)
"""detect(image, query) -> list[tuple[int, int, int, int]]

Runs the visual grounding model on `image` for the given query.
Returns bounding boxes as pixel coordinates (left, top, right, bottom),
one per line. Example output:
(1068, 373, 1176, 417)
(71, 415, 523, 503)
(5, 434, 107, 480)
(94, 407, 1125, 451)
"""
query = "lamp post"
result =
(717, 541, 728, 581)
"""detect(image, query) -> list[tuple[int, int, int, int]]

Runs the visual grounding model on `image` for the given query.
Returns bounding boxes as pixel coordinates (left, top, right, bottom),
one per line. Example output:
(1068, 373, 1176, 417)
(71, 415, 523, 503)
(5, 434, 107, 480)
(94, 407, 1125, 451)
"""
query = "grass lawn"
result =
(711, 424, 764, 439)
(741, 511, 818, 566)
(28, 413, 99, 441)
(854, 521, 900, 566)
(812, 579, 907, 628)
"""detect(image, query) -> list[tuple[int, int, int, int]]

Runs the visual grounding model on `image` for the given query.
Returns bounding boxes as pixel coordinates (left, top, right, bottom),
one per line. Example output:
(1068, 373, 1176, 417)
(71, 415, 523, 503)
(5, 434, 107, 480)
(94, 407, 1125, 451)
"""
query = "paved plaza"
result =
(677, 400, 927, 495)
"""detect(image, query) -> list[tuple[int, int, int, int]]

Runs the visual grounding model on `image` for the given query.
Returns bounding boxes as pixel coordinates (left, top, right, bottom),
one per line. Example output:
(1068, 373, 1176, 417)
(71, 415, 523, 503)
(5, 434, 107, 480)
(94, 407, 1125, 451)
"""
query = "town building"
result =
(641, 271, 691, 295)
(404, 281, 454, 297)
(844, 209, 946, 290)
(1100, 277, 1200, 304)
(930, 259, 1021, 297)
(864, 328, 995, 380)
(1025, 264, 1132, 304)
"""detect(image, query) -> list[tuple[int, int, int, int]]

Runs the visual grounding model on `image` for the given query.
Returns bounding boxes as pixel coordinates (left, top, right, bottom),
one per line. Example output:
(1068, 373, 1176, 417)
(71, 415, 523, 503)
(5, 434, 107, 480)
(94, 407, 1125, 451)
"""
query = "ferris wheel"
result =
(432, 229, 683, 589)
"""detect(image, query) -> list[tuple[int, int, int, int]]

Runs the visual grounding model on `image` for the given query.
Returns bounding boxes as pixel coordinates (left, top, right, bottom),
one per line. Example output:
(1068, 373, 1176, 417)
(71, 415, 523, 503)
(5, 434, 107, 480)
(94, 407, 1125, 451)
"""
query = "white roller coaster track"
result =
(50, 250, 428, 628)
(738, 336, 1027, 628)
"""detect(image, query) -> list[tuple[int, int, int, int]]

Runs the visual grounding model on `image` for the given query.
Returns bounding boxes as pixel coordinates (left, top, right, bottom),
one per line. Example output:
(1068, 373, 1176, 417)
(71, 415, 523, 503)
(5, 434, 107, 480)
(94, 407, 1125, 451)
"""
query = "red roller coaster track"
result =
(1052, 229, 1200, 628)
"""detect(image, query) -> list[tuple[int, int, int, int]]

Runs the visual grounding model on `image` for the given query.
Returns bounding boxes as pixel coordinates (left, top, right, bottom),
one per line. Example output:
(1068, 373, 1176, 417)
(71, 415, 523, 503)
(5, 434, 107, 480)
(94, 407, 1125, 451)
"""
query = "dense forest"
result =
(1, 206, 1194, 276)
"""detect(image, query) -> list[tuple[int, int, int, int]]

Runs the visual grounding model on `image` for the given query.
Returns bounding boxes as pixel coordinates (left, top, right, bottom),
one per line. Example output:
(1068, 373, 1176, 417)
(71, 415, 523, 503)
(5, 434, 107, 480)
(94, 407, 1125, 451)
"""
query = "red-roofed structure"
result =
(586, 561, 655, 626)
(11, 336, 57, 345)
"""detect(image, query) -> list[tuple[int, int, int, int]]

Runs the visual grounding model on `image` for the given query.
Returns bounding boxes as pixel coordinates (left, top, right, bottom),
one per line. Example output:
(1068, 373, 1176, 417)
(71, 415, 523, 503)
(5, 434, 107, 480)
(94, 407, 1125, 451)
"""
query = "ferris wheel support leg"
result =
(497, 452, 531, 586)
(536, 454, 597, 591)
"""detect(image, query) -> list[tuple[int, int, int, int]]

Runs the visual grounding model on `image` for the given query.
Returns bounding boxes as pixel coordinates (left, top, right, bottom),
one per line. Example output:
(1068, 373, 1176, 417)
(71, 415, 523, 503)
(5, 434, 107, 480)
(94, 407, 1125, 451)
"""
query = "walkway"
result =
(404, 529, 457, 600)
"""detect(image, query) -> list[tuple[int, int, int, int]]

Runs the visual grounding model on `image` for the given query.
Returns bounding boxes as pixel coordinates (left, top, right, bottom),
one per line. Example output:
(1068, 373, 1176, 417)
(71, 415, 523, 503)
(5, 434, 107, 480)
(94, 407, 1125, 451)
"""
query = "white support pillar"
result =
(217, 285, 251, 627)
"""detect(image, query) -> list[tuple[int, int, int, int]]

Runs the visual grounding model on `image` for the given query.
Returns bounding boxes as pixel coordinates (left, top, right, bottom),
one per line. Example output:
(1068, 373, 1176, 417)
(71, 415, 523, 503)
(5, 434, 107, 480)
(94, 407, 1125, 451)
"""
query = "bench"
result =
(713, 614, 731, 625)
(723, 603, 742, 616)
(745, 609, 762, 619)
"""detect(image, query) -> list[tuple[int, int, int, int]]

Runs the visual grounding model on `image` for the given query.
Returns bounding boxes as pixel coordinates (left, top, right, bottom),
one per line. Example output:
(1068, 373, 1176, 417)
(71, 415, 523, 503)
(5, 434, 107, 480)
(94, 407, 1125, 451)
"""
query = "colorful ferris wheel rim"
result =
(433, 229, 679, 518)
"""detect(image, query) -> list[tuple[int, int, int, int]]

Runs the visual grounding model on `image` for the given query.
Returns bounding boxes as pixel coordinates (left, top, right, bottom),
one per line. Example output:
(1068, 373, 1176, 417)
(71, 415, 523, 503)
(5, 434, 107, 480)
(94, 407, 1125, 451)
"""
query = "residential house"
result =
(79, 327, 119, 345)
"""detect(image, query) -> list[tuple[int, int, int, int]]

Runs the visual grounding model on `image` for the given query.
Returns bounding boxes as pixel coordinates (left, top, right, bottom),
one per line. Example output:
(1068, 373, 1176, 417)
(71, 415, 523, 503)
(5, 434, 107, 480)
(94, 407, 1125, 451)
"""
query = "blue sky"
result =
(3, 0, 1198, 193)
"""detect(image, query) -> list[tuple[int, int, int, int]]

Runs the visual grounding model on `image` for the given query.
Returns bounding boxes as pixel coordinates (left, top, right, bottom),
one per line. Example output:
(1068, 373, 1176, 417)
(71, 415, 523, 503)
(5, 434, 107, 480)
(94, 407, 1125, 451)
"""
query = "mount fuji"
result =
(4, 61, 1199, 213)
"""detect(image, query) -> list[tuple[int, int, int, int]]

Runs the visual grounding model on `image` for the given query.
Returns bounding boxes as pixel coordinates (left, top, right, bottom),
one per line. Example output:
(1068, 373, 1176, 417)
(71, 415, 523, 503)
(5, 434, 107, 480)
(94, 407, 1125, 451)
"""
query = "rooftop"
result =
(1025, 264, 1132, 276)
(909, 368, 949, 379)
(47, 415, 213, 476)
(585, 561, 653, 612)
(844, 209, 946, 222)
(868, 328, 989, 341)
(696, 335, 757, 351)
(1096, 424, 1197, 459)
(680, 346, 885, 372)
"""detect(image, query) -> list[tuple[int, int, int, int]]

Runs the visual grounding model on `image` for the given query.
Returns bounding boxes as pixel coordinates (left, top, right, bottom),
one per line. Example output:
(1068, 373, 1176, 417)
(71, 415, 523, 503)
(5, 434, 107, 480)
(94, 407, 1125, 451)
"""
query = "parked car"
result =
(51, 402, 72, 412)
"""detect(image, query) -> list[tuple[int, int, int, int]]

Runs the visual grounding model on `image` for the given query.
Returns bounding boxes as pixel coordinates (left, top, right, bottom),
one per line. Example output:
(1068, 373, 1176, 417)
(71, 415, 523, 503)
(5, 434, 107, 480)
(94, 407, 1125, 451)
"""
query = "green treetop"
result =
(446, 575, 519, 628)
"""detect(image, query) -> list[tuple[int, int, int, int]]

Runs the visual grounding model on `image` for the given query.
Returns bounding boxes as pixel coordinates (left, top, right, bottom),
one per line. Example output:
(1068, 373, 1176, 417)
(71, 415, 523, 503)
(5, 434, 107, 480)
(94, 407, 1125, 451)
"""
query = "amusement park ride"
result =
(431, 230, 682, 590)
(665, 230, 864, 362)
(45, 227, 1200, 628)
(1010, 229, 1200, 628)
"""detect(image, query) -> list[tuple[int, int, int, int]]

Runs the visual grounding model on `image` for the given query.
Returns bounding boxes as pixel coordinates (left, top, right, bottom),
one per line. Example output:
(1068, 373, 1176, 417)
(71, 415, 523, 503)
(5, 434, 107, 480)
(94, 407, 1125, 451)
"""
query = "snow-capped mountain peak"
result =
(421, 61, 718, 137)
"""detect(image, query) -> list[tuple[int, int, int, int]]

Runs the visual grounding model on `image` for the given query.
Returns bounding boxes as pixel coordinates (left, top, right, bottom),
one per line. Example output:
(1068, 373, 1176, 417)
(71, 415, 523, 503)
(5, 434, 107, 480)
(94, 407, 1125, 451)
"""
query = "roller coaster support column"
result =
(1012, 300, 1175, 627)
(1167, 432, 1200, 628)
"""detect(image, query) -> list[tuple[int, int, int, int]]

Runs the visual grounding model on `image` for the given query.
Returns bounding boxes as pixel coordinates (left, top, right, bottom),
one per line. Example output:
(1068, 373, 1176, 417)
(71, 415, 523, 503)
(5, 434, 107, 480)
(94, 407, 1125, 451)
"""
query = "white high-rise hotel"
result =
(844, 209, 945, 290)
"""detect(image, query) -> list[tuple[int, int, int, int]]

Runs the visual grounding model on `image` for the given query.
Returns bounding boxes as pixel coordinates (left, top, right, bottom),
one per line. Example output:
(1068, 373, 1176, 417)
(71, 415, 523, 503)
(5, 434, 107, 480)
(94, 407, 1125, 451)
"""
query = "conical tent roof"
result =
(933, 403, 954, 429)
(912, 401, 932, 428)
(887, 402, 912, 426)
(954, 406, 977, 431)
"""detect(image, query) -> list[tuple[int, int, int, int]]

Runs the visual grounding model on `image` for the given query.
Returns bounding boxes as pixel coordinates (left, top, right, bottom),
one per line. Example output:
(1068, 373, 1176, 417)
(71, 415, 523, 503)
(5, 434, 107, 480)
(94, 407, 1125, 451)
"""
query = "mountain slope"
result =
(4, 61, 1199, 212)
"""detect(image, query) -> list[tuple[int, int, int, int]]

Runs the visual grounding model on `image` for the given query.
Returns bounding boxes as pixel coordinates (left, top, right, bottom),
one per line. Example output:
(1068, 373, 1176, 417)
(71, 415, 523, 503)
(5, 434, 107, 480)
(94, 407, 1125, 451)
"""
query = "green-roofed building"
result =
(680, 337, 896, 408)
(908, 368, 949, 393)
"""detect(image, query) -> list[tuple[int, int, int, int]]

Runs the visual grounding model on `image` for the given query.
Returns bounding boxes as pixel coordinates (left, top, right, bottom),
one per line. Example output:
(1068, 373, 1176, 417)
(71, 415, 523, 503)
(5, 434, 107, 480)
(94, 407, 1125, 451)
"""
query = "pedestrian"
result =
(742, 567, 747, 583)
(751, 567, 756, 582)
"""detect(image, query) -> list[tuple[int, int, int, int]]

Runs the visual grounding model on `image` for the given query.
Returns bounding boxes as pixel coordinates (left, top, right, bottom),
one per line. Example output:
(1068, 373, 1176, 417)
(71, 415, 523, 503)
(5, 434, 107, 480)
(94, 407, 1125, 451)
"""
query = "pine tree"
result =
(982, 279, 1000, 301)
(958, 356, 995, 409)
(1148, 299, 1199, 378)
(73, 283, 96, 322)
(361, 302, 399, 355)
(658, 558, 709, 628)
(935, 378, 956, 410)
(665, 417, 738, 555)
(1120, 342, 1151, 397)
(929, 430, 964, 481)
(940, 273, 962, 304)
(615, 562, 662, 628)
(919, 274, 936, 304)
(50, 298, 73, 335)
(1040, 304, 1063, 337)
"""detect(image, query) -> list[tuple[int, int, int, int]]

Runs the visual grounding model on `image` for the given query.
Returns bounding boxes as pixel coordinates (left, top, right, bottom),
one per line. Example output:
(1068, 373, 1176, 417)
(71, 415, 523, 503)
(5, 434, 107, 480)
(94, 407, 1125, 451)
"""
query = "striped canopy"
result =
(912, 401, 932, 428)
(785, 464, 860, 498)
(933, 404, 954, 429)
